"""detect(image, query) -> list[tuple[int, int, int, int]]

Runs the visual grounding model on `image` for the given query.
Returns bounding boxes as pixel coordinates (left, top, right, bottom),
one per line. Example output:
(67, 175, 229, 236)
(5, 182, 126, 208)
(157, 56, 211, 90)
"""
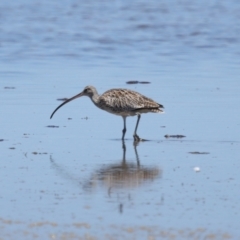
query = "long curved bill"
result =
(50, 91, 84, 119)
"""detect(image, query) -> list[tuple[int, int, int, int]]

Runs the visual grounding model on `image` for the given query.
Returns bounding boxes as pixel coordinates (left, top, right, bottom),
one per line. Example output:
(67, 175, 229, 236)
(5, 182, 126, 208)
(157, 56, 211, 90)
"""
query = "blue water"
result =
(1, 0, 240, 239)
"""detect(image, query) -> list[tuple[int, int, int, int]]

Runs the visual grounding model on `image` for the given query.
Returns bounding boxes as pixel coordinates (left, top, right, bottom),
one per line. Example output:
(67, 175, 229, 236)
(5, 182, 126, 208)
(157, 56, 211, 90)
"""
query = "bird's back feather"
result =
(97, 88, 163, 116)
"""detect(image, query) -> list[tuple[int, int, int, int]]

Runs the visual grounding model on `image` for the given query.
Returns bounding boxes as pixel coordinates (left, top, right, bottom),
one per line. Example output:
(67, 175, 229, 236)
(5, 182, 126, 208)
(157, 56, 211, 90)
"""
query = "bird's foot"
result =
(133, 134, 140, 142)
(133, 134, 149, 143)
(133, 134, 145, 142)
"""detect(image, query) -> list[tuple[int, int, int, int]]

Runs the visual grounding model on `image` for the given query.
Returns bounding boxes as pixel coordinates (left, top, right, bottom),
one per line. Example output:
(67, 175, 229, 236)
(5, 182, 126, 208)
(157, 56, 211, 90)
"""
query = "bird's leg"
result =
(133, 115, 141, 141)
(122, 117, 127, 140)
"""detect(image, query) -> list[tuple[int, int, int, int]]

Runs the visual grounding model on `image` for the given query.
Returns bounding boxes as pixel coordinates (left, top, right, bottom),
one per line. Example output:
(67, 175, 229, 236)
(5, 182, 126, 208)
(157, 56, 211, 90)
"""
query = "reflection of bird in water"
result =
(84, 141, 161, 191)
(50, 85, 164, 141)
(50, 141, 161, 191)
(50, 141, 161, 214)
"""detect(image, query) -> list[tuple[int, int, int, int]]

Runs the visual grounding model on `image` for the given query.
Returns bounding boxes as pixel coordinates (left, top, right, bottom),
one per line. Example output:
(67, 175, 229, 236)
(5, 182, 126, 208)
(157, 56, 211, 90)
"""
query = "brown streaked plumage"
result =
(50, 85, 164, 141)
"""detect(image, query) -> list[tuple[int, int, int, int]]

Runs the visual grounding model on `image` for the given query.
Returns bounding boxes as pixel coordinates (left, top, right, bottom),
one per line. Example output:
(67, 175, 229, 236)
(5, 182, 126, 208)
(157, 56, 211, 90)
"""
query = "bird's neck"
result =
(89, 92, 100, 106)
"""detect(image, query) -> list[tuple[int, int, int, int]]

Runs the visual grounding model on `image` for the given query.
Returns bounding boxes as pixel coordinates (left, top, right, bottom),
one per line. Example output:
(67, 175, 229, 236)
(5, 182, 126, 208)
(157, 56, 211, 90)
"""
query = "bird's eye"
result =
(84, 88, 88, 93)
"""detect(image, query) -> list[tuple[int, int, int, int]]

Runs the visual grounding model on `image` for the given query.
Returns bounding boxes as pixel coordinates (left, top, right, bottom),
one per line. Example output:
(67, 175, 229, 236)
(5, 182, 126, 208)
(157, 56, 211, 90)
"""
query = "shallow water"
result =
(1, 0, 240, 239)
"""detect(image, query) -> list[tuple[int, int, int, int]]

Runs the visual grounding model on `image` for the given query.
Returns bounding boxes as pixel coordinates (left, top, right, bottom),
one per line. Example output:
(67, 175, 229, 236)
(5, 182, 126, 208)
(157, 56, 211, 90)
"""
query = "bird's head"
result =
(50, 85, 97, 119)
(81, 85, 97, 98)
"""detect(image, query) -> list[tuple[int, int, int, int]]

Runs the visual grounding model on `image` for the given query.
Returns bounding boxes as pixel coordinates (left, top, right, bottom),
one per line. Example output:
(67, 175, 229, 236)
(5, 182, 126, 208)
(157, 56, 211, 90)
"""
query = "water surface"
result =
(0, 0, 240, 239)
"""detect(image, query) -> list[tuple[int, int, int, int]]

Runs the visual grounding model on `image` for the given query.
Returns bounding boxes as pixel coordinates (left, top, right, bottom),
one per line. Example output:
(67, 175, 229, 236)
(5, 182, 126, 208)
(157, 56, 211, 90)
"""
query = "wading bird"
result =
(50, 86, 164, 141)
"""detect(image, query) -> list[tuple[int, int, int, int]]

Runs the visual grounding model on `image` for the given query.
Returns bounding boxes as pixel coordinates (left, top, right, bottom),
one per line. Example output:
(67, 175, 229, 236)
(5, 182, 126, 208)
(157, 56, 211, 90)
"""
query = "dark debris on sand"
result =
(126, 81, 151, 84)
(165, 135, 186, 138)
(189, 151, 209, 154)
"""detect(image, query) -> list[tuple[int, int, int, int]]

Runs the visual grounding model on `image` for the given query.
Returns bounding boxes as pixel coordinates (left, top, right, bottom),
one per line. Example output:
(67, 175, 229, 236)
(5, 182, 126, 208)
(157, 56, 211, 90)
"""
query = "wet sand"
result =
(1, 0, 240, 239)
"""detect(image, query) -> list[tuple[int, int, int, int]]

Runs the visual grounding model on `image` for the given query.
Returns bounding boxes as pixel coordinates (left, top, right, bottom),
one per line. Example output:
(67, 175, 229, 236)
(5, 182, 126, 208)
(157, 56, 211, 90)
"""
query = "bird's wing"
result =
(99, 89, 163, 112)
